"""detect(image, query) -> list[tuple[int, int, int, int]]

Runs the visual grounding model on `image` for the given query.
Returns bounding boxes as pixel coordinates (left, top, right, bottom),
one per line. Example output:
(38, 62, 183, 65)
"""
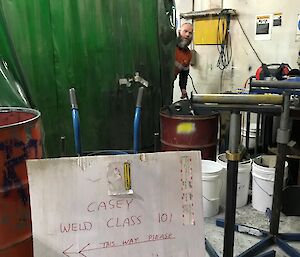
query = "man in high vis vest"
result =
(174, 23, 193, 99)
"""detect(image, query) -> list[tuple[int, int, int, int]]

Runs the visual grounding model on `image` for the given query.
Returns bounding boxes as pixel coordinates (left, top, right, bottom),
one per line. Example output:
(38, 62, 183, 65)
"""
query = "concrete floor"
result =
(204, 204, 300, 256)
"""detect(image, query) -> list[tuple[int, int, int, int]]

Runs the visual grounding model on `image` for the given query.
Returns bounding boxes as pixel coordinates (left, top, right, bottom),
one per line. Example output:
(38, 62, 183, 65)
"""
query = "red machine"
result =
(255, 63, 291, 80)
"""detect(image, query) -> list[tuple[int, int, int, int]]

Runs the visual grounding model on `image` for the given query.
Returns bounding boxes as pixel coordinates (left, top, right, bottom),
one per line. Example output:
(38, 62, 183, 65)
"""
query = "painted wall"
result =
(173, 0, 300, 102)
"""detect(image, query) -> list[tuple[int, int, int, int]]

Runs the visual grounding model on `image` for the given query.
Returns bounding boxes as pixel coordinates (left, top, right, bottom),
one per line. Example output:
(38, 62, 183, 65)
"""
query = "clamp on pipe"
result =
(226, 150, 241, 161)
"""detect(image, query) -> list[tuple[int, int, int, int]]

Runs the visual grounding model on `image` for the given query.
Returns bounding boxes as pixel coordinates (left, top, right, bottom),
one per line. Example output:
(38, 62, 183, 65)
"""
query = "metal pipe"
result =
(192, 104, 282, 114)
(205, 238, 220, 257)
(153, 132, 160, 152)
(60, 136, 66, 157)
(257, 250, 276, 257)
(245, 112, 250, 149)
(237, 236, 274, 257)
(279, 93, 290, 131)
(192, 94, 283, 105)
(261, 115, 266, 152)
(255, 114, 261, 155)
(251, 80, 300, 89)
(229, 112, 240, 153)
(270, 93, 290, 235)
(275, 237, 300, 257)
(69, 88, 78, 109)
(223, 111, 240, 257)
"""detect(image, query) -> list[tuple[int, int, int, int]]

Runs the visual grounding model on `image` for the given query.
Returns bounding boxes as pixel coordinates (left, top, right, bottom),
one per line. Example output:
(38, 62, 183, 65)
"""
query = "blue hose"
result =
(69, 88, 82, 156)
(133, 87, 144, 154)
(133, 107, 142, 154)
(72, 109, 81, 156)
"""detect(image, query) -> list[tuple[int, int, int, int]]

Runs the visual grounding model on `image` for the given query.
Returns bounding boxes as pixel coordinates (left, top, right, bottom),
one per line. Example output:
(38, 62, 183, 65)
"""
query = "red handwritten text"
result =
(148, 233, 174, 241)
(122, 237, 139, 246)
(62, 233, 176, 255)
(102, 241, 115, 248)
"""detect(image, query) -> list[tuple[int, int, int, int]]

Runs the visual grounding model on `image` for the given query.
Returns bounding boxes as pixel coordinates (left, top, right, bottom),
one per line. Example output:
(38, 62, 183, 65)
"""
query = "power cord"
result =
(217, 9, 264, 91)
(188, 74, 198, 94)
(217, 9, 232, 70)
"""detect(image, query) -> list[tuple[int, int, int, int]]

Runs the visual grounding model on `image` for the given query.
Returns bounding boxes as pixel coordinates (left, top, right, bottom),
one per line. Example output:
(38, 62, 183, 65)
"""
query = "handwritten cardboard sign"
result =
(27, 151, 204, 257)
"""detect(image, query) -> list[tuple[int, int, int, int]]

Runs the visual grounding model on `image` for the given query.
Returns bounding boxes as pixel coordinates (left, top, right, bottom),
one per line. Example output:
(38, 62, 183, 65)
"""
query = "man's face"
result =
(179, 24, 193, 40)
(178, 24, 193, 48)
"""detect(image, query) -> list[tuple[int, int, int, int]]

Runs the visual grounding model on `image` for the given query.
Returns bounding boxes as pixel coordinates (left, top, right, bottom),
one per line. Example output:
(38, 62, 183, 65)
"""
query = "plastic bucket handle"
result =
(252, 176, 273, 197)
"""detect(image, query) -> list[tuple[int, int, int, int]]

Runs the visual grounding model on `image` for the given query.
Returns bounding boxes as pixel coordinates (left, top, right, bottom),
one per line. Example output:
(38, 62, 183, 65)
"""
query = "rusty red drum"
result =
(0, 107, 43, 257)
(160, 103, 218, 160)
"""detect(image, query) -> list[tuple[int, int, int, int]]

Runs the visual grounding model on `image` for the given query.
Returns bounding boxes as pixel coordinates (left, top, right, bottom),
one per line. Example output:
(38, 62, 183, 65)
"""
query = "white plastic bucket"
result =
(201, 160, 224, 217)
(217, 153, 252, 208)
(252, 155, 288, 212)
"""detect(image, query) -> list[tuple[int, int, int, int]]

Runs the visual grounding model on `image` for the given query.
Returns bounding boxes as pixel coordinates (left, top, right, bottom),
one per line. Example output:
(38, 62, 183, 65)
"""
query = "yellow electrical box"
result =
(193, 17, 227, 45)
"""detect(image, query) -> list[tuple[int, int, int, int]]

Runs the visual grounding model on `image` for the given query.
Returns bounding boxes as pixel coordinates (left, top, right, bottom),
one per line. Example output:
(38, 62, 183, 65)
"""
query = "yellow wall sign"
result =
(194, 17, 227, 45)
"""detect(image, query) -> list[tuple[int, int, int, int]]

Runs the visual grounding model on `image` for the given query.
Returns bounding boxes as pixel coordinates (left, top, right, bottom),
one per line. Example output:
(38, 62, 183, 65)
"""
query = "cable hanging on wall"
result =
(217, 9, 233, 70)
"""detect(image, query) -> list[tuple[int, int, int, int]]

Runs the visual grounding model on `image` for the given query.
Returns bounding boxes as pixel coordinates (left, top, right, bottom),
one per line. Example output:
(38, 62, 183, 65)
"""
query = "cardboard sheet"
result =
(27, 151, 204, 257)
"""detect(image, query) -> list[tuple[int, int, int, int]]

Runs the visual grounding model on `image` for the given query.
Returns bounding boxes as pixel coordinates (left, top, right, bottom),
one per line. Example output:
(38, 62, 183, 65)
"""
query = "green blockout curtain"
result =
(0, 0, 175, 157)
(0, 59, 29, 107)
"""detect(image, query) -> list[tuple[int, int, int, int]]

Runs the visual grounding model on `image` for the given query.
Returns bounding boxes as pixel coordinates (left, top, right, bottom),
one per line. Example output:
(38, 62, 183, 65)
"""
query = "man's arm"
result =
(179, 69, 189, 98)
